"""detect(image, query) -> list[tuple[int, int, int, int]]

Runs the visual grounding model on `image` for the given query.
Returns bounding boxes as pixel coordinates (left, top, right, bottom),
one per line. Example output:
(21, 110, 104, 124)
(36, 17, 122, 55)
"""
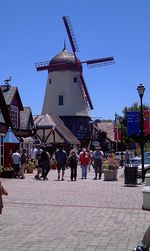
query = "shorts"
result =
(57, 163, 66, 172)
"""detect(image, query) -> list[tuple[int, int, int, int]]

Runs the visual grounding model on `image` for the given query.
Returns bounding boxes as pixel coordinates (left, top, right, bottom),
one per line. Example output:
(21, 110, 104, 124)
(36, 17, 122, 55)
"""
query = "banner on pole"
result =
(114, 118, 121, 141)
(144, 110, 150, 136)
(127, 111, 140, 136)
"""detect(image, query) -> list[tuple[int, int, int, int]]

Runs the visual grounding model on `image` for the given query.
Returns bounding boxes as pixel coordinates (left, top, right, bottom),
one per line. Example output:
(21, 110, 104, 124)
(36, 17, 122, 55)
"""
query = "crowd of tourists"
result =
(32, 144, 106, 181)
(9, 144, 109, 181)
(1, 145, 150, 251)
(7, 142, 138, 182)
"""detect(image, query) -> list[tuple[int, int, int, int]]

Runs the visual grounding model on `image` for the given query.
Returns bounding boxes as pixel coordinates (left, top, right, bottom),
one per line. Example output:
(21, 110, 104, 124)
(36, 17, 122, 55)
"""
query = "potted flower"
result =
(2, 164, 14, 178)
(26, 160, 35, 173)
(103, 156, 119, 181)
(103, 160, 114, 181)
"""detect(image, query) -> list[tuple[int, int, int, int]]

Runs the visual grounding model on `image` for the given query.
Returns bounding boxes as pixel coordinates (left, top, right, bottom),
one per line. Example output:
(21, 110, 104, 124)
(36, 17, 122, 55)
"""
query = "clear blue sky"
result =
(0, 0, 149, 120)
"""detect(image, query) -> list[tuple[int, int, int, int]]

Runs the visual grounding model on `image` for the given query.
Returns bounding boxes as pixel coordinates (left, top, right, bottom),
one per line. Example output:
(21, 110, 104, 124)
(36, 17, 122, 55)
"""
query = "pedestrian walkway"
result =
(0, 167, 149, 251)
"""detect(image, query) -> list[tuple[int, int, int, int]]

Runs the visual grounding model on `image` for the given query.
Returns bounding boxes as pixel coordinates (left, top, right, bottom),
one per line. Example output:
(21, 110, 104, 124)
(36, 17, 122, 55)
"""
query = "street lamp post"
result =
(137, 83, 145, 183)
(119, 117, 123, 168)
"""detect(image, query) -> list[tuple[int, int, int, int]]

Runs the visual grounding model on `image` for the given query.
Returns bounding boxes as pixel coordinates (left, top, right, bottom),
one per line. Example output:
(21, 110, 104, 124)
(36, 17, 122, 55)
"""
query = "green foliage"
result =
(122, 102, 150, 120)
(0, 165, 4, 174)
(117, 102, 150, 149)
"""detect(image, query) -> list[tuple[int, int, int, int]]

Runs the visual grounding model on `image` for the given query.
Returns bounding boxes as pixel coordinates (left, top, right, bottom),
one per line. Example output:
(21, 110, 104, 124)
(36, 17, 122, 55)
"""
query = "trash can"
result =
(124, 163, 138, 186)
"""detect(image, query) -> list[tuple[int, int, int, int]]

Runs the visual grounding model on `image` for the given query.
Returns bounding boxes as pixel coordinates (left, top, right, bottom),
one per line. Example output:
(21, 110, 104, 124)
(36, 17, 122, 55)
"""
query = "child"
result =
(0, 180, 8, 214)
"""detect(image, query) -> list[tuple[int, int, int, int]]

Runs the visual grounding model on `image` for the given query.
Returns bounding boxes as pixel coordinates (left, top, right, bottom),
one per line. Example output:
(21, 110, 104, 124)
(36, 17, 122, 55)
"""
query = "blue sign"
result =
(127, 111, 140, 136)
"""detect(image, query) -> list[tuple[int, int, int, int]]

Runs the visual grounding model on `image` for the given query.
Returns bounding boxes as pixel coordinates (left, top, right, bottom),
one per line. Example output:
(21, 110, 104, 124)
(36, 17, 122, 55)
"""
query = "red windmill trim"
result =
(79, 74, 93, 110)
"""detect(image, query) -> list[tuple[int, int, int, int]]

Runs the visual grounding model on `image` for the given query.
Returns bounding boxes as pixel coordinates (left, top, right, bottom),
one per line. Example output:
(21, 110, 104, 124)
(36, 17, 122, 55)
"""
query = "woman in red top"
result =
(79, 148, 91, 179)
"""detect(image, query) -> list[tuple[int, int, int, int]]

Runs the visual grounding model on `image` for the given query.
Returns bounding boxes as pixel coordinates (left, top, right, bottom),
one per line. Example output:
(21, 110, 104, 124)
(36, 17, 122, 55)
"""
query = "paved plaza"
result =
(0, 167, 149, 251)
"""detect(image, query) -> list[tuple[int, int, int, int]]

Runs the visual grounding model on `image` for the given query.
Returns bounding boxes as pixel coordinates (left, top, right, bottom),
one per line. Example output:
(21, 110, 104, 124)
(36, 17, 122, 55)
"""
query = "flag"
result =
(114, 118, 121, 141)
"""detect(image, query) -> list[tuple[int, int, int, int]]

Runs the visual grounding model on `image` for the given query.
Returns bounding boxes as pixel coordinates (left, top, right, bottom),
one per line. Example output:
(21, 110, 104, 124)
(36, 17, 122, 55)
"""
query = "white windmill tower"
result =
(35, 16, 114, 145)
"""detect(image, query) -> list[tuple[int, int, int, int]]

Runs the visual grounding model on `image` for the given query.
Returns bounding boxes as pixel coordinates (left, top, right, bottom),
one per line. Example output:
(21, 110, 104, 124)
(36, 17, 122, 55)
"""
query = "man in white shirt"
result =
(12, 149, 21, 178)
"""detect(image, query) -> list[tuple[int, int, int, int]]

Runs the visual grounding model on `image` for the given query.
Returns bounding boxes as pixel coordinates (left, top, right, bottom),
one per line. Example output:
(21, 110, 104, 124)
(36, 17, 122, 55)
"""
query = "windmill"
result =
(35, 16, 114, 144)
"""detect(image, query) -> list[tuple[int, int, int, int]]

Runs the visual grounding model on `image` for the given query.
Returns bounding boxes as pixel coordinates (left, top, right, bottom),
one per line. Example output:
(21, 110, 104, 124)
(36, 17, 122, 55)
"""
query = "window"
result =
(49, 79, 52, 84)
(73, 77, 78, 83)
(58, 95, 64, 106)
(10, 105, 18, 128)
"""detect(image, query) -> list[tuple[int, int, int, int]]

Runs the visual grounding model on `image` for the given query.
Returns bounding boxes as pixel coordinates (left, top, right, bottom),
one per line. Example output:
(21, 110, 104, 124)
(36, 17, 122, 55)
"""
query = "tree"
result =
(117, 102, 150, 150)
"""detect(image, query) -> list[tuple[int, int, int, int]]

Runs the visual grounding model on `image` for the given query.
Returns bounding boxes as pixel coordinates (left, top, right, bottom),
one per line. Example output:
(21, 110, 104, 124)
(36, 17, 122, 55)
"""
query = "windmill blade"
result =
(79, 74, 94, 110)
(82, 56, 115, 68)
(35, 61, 50, 71)
(62, 16, 79, 58)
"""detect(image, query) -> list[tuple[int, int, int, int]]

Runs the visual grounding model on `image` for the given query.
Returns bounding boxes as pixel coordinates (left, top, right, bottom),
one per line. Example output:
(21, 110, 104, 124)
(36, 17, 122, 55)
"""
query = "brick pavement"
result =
(0, 167, 149, 251)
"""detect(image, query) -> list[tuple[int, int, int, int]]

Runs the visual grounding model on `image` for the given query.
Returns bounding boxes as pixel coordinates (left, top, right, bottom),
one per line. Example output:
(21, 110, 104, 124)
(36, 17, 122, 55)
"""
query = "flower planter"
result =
(103, 158, 118, 181)
(1, 170, 14, 178)
(103, 170, 114, 181)
(26, 165, 34, 173)
(113, 168, 118, 180)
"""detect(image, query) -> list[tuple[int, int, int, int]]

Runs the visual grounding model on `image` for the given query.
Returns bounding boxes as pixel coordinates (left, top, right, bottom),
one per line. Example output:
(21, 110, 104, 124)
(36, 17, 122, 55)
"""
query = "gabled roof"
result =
(0, 87, 12, 127)
(93, 122, 114, 141)
(33, 114, 55, 129)
(20, 107, 34, 130)
(33, 114, 80, 145)
(1, 85, 23, 110)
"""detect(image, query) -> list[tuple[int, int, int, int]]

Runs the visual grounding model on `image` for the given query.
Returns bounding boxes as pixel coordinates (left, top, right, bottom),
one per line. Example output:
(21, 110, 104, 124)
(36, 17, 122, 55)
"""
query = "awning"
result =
(3, 127, 20, 143)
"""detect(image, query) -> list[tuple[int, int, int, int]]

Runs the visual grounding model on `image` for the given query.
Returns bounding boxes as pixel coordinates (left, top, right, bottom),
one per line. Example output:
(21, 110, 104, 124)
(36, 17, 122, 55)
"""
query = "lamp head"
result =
(137, 83, 145, 98)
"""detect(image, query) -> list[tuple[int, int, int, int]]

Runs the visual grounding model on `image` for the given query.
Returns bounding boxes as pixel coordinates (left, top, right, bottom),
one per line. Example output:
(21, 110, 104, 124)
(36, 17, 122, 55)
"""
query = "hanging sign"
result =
(127, 111, 140, 136)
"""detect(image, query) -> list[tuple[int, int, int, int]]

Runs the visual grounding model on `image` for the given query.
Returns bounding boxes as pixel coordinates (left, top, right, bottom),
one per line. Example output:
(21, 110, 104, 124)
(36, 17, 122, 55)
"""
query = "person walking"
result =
(38, 150, 51, 180)
(12, 149, 21, 178)
(79, 148, 91, 179)
(30, 145, 38, 163)
(34, 145, 43, 180)
(0, 181, 8, 214)
(55, 146, 67, 181)
(124, 148, 132, 165)
(20, 149, 27, 179)
(92, 146, 104, 180)
(68, 150, 79, 181)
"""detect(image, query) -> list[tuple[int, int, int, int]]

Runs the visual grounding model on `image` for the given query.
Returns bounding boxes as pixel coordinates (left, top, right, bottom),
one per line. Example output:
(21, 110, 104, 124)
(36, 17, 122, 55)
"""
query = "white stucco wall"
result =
(42, 70, 90, 117)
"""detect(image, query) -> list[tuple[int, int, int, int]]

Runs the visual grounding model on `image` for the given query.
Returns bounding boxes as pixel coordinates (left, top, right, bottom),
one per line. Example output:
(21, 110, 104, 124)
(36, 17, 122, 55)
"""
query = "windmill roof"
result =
(49, 47, 82, 72)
